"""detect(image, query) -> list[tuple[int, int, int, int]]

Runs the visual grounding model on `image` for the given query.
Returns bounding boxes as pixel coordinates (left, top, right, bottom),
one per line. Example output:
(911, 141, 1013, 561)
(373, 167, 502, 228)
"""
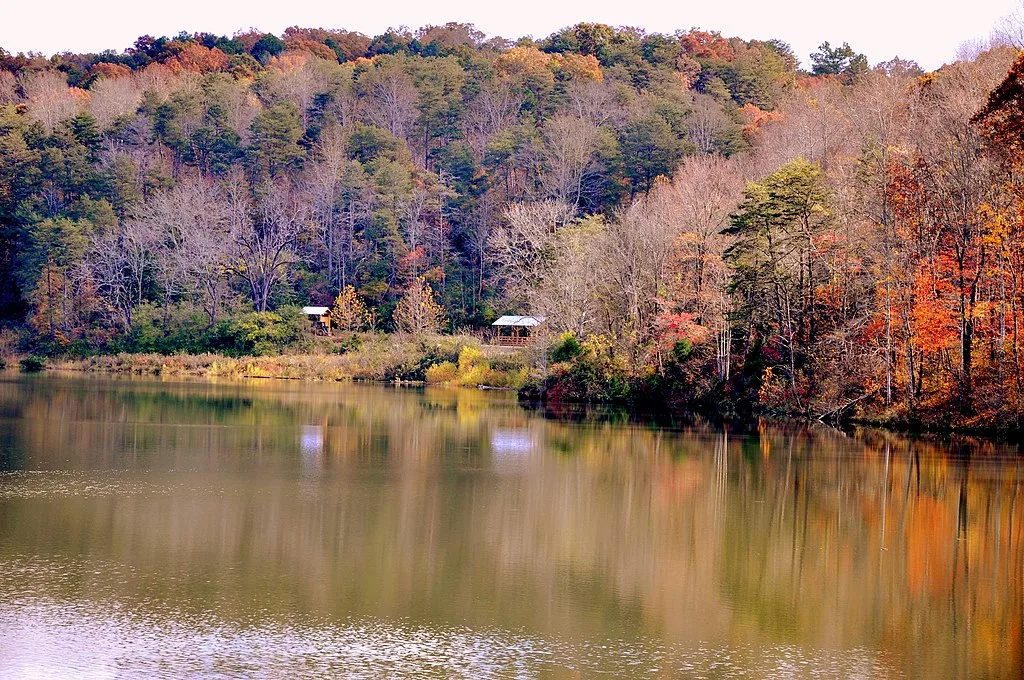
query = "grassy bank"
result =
(29, 329, 1022, 437)
(46, 334, 534, 388)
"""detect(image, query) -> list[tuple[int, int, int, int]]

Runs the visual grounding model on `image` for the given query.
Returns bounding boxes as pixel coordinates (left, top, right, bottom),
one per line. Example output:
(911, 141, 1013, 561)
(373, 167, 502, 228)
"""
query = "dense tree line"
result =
(0, 23, 800, 344)
(5, 23, 1024, 425)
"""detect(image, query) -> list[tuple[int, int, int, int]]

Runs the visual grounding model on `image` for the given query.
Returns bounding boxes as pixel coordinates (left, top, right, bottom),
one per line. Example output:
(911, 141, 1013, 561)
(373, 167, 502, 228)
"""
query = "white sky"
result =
(2, 0, 1021, 70)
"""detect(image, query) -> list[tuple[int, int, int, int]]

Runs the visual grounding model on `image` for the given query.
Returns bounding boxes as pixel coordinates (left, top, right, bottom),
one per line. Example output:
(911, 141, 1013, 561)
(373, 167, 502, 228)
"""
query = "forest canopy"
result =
(3, 22, 1024, 427)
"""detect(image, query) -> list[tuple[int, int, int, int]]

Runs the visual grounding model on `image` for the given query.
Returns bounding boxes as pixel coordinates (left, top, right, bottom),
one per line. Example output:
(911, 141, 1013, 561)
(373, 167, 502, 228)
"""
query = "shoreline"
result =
(35, 341, 532, 390)
(25, 350, 1024, 440)
(11, 349, 1024, 441)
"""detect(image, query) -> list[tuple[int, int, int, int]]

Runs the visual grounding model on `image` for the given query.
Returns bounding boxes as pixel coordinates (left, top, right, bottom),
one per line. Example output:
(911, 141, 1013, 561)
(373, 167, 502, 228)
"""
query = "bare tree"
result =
(86, 218, 158, 330)
(0, 71, 17, 105)
(86, 234, 132, 330)
(20, 71, 81, 132)
(87, 76, 144, 129)
(993, 4, 1024, 50)
(204, 75, 262, 146)
(303, 129, 371, 289)
(686, 94, 728, 155)
(752, 79, 853, 174)
(840, 70, 916, 404)
(489, 200, 606, 335)
(531, 221, 604, 336)
(600, 182, 680, 357)
(257, 55, 331, 127)
(362, 56, 418, 144)
(324, 62, 361, 127)
(466, 193, 500, 302)
(135, 62, 184, 98)
(668, 157, 742, 317)
(566, 79, 630, 128)
(465, 81, 522, 152)
(489, 200, 572, 306)
(139, 177, 234, 325)
(227, 180, 307, 312)
(667, 156, 743, 379)
(539, 114, 599, 211)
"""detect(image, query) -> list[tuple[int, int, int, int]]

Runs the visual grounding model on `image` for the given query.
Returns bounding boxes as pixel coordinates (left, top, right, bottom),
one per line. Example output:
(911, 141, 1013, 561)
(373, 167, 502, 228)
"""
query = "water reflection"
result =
(0, 374, 1018, 678)
(0, 593, 902, 678)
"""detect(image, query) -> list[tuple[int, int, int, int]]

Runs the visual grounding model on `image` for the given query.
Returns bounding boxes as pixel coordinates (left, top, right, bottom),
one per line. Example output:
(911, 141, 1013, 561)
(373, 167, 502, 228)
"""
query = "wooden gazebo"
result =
(302, 306, 332, 336)
(491, 315, 545, 346)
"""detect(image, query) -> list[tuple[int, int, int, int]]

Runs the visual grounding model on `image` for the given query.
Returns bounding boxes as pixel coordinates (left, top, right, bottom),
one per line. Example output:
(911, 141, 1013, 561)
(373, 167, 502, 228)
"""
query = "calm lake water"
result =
(0, 374, 1019, 678)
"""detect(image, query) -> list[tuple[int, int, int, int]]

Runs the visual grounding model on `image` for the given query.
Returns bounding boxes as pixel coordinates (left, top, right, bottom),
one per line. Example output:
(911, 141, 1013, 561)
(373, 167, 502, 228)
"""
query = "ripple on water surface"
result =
(0, 603, 904, 678)
(0, 581, 901, 678)
(0, 470, 204, 499)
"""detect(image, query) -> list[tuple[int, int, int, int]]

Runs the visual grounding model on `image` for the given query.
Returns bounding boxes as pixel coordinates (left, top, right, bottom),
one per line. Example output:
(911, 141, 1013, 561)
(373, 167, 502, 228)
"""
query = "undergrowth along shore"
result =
(17, 331, 1024, 438)
(45, 334, 534, 387)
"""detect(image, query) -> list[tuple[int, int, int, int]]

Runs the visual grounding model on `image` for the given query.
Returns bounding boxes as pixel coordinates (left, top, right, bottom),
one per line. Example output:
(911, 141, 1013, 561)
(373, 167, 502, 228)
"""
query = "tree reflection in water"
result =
(0, 374, 1018, 678)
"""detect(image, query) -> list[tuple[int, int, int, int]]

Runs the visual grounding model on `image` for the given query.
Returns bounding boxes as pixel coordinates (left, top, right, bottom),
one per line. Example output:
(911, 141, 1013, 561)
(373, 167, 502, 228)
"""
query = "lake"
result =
(0, 374, 1018, 678)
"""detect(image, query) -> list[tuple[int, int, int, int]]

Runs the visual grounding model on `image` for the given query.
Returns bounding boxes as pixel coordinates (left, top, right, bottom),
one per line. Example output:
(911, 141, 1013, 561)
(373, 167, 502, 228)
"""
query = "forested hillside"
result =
(3, 23, 1024, 427)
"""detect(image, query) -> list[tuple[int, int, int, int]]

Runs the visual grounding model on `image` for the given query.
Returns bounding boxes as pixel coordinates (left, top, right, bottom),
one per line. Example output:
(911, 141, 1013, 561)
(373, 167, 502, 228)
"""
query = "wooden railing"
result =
(495, 335, 530, 347)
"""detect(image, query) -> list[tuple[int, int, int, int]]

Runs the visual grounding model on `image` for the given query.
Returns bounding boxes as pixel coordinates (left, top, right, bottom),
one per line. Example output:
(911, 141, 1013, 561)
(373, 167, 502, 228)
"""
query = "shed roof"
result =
(492, 315, 545, 327)
(302, 306, 330, 316)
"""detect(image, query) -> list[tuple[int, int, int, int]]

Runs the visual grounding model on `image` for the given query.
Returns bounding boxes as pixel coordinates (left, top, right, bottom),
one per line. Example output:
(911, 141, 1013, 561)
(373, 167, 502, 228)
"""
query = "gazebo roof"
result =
(302, 306, 330, 315)
(492, 315, 545, 327)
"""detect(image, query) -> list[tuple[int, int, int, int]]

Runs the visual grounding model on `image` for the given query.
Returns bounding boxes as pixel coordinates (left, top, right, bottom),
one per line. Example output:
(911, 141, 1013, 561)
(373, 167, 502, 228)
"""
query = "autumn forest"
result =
(3, 23, 1024, 429)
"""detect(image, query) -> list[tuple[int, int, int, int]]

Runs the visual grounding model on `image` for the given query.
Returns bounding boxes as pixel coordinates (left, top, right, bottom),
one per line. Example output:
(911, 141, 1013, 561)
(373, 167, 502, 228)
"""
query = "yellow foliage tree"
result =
(332, 285, 369, 332)
(393, 277, 446, 335)
(552, 53, 603, 81)
(493, 47, 556, 86)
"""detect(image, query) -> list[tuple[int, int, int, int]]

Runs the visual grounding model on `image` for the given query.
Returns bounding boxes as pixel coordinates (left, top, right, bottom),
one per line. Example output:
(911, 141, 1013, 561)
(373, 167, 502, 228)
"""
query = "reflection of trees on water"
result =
(0, 376, 1019, 678)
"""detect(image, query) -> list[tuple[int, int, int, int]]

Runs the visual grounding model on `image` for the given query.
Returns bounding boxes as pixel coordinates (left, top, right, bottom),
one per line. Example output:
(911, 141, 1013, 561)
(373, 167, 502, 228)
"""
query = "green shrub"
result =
(215, 307, 303, 356)
(112, 304, 218, 356)
(672, 339, 693, 363)
(551, 332, 583, 363)
(536, 334, 633, 403)
(332, 333, 363, 355)
(20, 356, 45, 372)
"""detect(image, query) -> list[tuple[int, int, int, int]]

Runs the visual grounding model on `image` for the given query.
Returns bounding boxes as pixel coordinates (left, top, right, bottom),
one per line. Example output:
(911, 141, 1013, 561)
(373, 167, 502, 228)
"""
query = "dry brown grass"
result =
(50, 334, 533, 387)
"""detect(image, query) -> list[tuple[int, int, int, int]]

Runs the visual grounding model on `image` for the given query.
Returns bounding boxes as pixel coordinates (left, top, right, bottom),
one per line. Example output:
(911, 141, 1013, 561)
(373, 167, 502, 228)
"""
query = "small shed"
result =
(492, 315, 545, 346)
(303, 306, 332, 336)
